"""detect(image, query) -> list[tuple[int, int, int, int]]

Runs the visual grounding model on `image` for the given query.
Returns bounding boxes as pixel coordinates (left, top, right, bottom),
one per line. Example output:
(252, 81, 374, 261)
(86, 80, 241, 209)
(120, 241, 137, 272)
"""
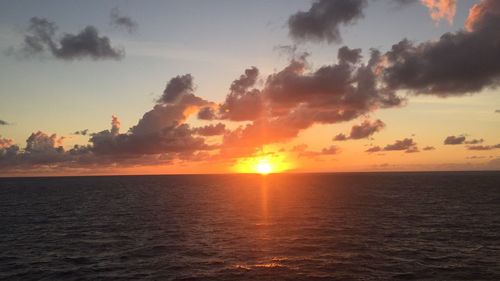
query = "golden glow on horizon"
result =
(234, 152, 291, 174)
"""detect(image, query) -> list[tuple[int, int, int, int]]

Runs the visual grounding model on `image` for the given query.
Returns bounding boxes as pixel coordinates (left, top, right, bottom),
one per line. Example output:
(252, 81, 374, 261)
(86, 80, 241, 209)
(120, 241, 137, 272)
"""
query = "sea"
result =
(0, 172, 499, 280)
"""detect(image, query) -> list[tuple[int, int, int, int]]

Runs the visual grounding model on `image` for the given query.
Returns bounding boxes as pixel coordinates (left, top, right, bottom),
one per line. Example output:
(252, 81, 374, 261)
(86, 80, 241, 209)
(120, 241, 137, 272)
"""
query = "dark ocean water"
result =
(0, 172, 499, 280)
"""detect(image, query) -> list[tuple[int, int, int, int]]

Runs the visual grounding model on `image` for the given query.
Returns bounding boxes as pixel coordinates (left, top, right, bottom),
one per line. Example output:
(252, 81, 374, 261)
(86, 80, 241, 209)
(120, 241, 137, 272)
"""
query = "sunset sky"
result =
(0, 0, 499, 176)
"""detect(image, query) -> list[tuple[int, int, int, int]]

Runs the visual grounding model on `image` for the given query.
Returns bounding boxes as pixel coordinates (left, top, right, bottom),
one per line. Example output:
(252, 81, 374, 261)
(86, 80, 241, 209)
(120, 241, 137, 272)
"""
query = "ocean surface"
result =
(0, 172, 499, 280)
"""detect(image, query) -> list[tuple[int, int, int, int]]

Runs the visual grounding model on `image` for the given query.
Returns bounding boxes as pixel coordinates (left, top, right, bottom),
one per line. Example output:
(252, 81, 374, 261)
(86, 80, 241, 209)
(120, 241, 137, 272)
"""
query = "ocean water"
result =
(0, 172, 499, 280)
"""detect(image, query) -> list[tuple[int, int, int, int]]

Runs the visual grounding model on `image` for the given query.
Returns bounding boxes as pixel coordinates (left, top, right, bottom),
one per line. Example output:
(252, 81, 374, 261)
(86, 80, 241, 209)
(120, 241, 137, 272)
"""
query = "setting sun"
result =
(256, 160, 273, 175)
(234, 151, 292, 174)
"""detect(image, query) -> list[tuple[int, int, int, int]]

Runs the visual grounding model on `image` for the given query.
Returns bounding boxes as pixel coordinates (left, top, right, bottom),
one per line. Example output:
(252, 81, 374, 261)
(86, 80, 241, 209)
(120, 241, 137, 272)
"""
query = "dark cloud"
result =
(467, 144, 500, 151)
(0, 120, 9, 125)
(1, 75, 218, 172)
(219, 67, 263, 121)
(422, 146, 435, 151)
(11, 17, 124, 60)
(335, 119, 385, 141)
(159, 74, 195, 104)
(197, 107, 216, 120)
(391, 0, 417, 6)
(384, 138, 418, 152)
(193, 123, 226, 136)
(73, 129, 89, 136)
(365, 146, 382, 153)
(91, 75, 213, 156)
(333, 133, 348, 141)
(495, 109, 500, 113)
(465, 138, 484, 145)
(291, 144, 339, 158)
(218, 47, 403, 152)
(383, 0, 500, 96)
(366, 138, 418, 153)
(322, 145, 340, 155)
(444, 135, 466, 145)
(110, 8, 138, 34)
(0, 131, 71, 168)
(288, 0, 367, 44)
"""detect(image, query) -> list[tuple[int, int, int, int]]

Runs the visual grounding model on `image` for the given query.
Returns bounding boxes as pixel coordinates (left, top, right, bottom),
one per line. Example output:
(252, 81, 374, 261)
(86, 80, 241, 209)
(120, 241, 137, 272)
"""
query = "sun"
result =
(233, 151, 291, 174)
(256, 160, 273, 175)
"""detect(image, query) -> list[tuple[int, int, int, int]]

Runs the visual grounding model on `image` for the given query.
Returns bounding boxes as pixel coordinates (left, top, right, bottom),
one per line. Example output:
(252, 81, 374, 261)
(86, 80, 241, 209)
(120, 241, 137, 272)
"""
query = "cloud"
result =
(219, 67, 263, 121)
(383, 0, 500, 96)
(465, 0, 500, 31)
(467, 144, 500, 151)
(334, 119, 385, 141)
(391, 0, 418, 6)
(197, 107, 217, 120)
(0, 120, 9, 125)
(193, 123, 226, 136)
(0, 131, 71, 167)
(0, 136, 14, 149)
(218, 48, 403, 153)
(384, 138, 418, 152)
(110, 8, 138, 34)
(422, 146, 435, 151)
(158, 74, 195, 104)
(10, 17, 124, 60)
(322, 145, 340, 155)
(1, 74, 218, 172)
(288, 0, 367, 44)
(420, 0, 456, 24)
(91, 75, 213, 156)
(366, 138, 418, 153)
(333, 133, 348, 141)
(496, 109, 500, 113)
(465, 138, 484, 145)
(443, 135, 466, 145)
(73, 129, 89, 136)
(291, 143, 340, 158)
(365, 146, 382, 153)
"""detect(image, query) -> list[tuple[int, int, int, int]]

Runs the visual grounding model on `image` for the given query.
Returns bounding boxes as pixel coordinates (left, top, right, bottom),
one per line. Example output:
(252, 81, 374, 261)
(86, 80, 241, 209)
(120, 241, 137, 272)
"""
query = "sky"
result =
(0, 0, 499, 176)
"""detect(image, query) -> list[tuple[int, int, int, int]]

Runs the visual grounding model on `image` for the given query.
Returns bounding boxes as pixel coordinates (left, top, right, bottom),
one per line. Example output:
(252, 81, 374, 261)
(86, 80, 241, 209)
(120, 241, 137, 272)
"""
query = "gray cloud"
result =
(0, 120, 9, 125)
(219, 47, 403, 153)
(288, 0, 367, 44)
(197, 107, 216, 120)
(391, 0, 417, 6)
(422, 146, 436, 151)
(1, 75, 217, 171)
(91, 75, 212, 156)
(291, 144, 340, 158)
(334, 119, 385, 141)
(73, 129, 89, 136)
(465, 138, 484, 145)
(467, 144, 500, 151)
(365, 146, 382, 153)
(159, 74, 195, 104)
(193, 123, 226, 136)
(110, 8, 138, 34)
(366, 138, 418, 153)
(444, 135, 466, 145)
(11, 17, 124, 60)
(219, 67, 262, 121)
(495, 109, 500, 113)
(384, 138, 418, 153)
(322, 145, 340, 155)
(383, 0, 500, 96)
(333, 133, 348, 141)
